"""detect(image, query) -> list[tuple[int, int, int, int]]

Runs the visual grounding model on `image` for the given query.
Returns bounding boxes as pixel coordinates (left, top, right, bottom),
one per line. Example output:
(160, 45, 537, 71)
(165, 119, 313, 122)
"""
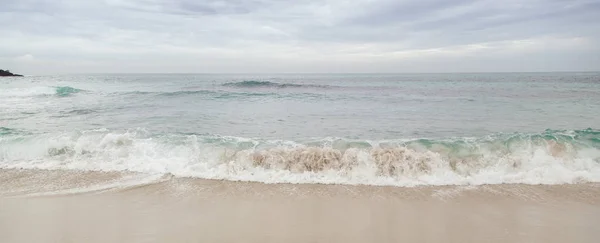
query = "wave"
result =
(62, 109, 97, 115)
(124, 90, 218, 97)
(159, 90, 276, 98)
(0, 86, 83, 97)
(0, 86, 272, 99)
(124, 90, 277, 99)
(0, 127, 18, 136)
(1, 129, 599, 187)
(123, 89, 325, 100)
(54, 86, 82, 97)
(222, 80, 333, 89)
(1, 84, 328, 101)
(0, 86, 55, 97)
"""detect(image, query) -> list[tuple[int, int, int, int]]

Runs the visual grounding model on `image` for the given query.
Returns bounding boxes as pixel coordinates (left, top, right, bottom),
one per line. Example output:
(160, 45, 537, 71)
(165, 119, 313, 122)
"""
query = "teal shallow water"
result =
(1, 73, 599, 186)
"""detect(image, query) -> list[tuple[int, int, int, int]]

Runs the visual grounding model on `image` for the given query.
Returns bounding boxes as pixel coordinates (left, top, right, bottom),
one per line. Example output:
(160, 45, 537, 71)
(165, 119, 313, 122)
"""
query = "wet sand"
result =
(1, 169, 600, 243)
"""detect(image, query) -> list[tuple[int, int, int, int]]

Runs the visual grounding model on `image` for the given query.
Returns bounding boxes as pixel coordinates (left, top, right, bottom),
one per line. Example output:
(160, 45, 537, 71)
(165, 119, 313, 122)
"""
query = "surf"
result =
(1, 128, 599, 187)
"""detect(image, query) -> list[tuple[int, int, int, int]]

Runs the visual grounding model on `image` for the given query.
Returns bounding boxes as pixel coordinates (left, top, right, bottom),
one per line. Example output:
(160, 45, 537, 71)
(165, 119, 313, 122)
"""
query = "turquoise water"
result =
(1, 73, 599, 186)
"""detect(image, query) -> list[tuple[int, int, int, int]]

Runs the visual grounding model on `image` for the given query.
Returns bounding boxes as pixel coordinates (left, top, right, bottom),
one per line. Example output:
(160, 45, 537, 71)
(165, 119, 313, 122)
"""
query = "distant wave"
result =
(123, 89, 325, 100)
(1, 83, 328, 99)
(62, 109, 97, 115)
(54, 86, 82, 97)
(1, 128, 599, 187)
(125, 90, 275, 98)
(0, 86, 84, 97)
(127, 90, 219, 97)
(222, 80, 333, 89)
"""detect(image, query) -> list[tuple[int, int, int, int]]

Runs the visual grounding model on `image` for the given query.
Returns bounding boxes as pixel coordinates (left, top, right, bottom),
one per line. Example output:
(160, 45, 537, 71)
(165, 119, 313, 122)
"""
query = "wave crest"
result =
(55, 86, 82, 97)
(251, 147, 435, 176)
(223, 80, 332, 89)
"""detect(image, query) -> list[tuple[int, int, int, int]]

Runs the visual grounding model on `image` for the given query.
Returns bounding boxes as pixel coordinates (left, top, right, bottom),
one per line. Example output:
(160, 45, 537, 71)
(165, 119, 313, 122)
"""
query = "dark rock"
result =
(0, 69, 23, 77)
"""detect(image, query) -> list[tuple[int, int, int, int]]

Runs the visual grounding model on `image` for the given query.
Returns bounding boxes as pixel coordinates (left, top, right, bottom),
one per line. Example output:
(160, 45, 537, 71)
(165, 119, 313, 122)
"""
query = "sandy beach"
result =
(1, 169, 599, 243)
(3, 0, 600, 240)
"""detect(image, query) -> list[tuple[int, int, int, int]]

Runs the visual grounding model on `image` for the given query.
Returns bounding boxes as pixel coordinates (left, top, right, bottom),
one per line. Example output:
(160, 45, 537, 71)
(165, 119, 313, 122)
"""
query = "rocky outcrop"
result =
(0, 69, 23, 76)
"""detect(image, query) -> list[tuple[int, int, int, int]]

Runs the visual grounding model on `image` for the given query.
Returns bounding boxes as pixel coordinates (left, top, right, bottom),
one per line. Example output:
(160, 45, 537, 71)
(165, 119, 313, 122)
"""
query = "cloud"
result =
(0, 0, 599, 74)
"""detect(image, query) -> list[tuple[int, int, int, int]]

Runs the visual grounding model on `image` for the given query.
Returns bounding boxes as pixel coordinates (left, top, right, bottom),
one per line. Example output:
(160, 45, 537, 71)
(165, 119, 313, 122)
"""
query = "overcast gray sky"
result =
(1, 0, 599, 74)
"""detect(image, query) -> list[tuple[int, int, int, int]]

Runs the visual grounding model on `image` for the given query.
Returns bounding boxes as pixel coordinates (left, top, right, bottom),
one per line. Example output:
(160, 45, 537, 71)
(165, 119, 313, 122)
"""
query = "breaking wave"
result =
(1, 128, 599, 187)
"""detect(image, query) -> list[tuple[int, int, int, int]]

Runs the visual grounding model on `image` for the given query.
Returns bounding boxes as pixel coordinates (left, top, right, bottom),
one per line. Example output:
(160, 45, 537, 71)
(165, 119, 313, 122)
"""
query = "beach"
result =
(3, 0, 600, 241)
(2, 168, 600, 243)
(2, 73, 600, 242)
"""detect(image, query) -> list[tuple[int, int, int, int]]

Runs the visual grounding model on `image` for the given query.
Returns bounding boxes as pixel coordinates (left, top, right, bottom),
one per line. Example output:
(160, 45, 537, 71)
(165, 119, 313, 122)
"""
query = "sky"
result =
(1, 0, 599, 74)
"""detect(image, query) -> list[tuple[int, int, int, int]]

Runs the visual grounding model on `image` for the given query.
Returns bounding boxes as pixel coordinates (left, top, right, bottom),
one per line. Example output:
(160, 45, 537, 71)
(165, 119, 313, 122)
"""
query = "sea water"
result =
(1, 73, 599, 186)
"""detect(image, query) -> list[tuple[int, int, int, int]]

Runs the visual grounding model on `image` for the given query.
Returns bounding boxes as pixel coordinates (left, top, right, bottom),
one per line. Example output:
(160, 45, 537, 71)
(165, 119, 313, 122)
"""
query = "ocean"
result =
(1, 72, 600, 187)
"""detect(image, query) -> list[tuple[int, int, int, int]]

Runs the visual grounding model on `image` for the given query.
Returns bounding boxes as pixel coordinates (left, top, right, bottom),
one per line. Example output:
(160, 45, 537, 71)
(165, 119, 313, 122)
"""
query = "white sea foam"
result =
(1, 130, 599, 187)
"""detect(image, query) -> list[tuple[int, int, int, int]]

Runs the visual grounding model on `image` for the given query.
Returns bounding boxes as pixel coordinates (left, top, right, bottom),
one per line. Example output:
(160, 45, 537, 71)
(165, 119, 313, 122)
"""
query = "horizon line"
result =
(13, 70, 600, 76)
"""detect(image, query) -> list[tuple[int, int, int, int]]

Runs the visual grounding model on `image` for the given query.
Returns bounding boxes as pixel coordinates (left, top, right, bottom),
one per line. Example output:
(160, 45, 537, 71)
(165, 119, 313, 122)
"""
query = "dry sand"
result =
(1, 169, 600, 243)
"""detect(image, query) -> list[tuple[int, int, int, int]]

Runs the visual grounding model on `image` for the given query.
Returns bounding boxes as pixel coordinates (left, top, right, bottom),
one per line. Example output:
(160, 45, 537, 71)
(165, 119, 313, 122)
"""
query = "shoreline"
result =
(1, 169, 600, 242)
(1, 168, 600, 201)
(1, 168, 599, 199)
